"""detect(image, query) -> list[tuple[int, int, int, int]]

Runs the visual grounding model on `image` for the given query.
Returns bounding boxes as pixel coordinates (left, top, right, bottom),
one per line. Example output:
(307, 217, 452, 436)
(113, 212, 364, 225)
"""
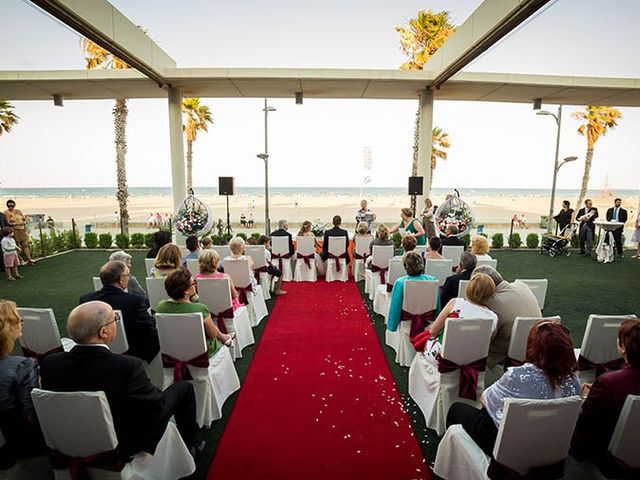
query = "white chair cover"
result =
(212, 245, 231, 260)
(425, 259, 453, 286)
(434, 397, 581, 480)
(185, 258, 199, 278)
(271, 236, 293, 282)
(395, 280, 439, 367)
(223, 259, 268, 326)
(364, 245, 394, 299)
(142, 354, 164, 389)
(245, 246, 272, 300)
(374, 258, 405, 317)
(409, 317, 494, 435)
(352, 234, 373, 282)
(457, 280, 469, 300)
(93, 277, 103, 292)
(609, 394, 640, 469)
(144, 258, 155, 277)
(325, 236, 349, 282)
(514, 279, 548, 310)
(294, 236, 317, 282)
(156, 313, 240, 428)
(508, 316, 561, 365)
(414, 245, 427, 256)
(577, 314, 637, 383)
(475, 257, 498, 270)
(197, 278, 255, 359)
(145, 278, 168, 312)
(109, 310, 129, 355)
(31, 389, 195, 480)
(442, 245, 464, 265)
(17, 308, 73, 357)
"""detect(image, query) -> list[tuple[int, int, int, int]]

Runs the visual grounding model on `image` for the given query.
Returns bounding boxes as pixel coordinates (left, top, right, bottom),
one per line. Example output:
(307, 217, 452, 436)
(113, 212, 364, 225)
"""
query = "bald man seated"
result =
(40, 301, 199, 457)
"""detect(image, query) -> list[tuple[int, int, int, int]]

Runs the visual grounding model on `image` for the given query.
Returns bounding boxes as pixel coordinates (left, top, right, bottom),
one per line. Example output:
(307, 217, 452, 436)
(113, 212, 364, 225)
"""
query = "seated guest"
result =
(400, 234, 417, 256)
(354, 221, 370, 241)
(195, 250, 242, 310)
(440, 251, 477, 307)
(80, 261, 159, 363)
(386, 252, 438, 333)
(470, 235, 492, 260)
(422, 272, 497, 366)
(150, 243, 182, 278)
(258, 235, 287, 296)
(319, 215, 350, 275)
(366, 224, 395, 267)
(223, 236, 258, 293)
(389, 208, 426, 246)
(201, 237, 213, 250)
(156, 269, 234, 353)
(447, 320, 580, 455)
(246, 237, 258, 246)
(146, 230, 171, 259)
(109, 250, 147, 298)
(270, 219, 295, 258)
(440, 224, 465, 251)
(298, 220, 316, 243)
(473, 266, 541, 369)
(425, 237, 445, 260)
(0, 300, 50, 473)
(181, 236, 201, 266)
(40, 301, 199, 457)
(571, 319, 640, 472)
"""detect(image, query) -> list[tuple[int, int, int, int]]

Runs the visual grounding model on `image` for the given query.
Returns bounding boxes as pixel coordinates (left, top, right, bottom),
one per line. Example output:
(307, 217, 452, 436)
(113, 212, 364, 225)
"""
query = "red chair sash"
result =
(353, 252, 369, 261)
(386, 283, 393, 293)
(327, 252, 349, 272)
(49, 447, 128, 480)
(297, 252, 315, 268)
(254, 265, 269, 283)
(411, 330, 432, 352)
(401, 309, 436, 338)
(271, 252, 290, 272)
(211, 307, 234, 334)
(488, 457, 565, 480)
(161, 351, 210, 383)
(369, 264, 388, 284)
(437, 355, 488, 401)
(235, 285, 252, 305)
(577, 355, 625, 377)
(21, 345, 64, 364)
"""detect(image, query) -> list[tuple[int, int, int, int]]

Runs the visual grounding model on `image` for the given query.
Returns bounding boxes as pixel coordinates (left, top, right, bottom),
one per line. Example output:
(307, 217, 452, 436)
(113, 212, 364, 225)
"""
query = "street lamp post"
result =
(259, 98, 276, 236)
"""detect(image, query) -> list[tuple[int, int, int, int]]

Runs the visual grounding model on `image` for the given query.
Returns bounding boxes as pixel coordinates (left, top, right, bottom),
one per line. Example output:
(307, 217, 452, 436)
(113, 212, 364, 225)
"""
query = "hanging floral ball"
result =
(435, 193, 475, 237)
(175, 195, 213, 236)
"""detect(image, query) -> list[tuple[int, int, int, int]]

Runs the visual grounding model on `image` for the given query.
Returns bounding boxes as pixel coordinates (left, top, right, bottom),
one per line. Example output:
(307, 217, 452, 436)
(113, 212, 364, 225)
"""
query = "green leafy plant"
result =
(144, 233, 155, 248)
(250, 232, 261, 243)
(236, 232, 247, 241)
(98, 233, 113, 249)
(508, 233, 522, 249)
(526, 233, 539, 249)
(85, 232, 99, 249)
(115, 233, 129, 249)
(461, 233, 471, 247)
(491, 233, 504, 249)
(130, 233, 145, 248)
(392, 232, 402, 249)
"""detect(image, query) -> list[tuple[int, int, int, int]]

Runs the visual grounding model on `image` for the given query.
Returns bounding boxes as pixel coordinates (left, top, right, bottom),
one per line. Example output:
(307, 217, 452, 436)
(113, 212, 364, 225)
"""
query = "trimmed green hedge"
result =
(526, 233, 539, 248)
(491, 233, 504, 249)
(508, 233, 522, 249)
(85, 232, 98, 249)
(115, 233, 129, 249)
(98, 233, 113, 249)
(130, 233, 145, 248)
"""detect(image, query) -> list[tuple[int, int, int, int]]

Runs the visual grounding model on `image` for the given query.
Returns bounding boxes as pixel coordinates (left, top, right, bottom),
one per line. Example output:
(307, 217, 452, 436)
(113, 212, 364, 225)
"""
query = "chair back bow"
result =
(21, 345, 64, 364)
(327, 252, 349, 272)
(161, 351, 210, 383)
(297, 252, 315, 268)
(386, 282, 394, 293)
(49, 447, 127, 480)
(254, 265, 269, 283)
(577, 355, 625, 377)
(401, 309, 436, 338)
(271, 252, 290, 272)
(353, 252, 369, 261)
(487, 457, 565, 480)
(211, 307, 234, 334)
(437, 355, 487, 401)
(369, 264, 388, 284)
(235, 285, 252, 305)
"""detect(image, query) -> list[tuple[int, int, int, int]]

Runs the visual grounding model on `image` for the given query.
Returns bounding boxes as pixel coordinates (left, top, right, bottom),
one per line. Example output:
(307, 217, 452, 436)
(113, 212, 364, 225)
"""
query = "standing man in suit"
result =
(270, 219, 295, 256)
(80, 261, 159, 364)
(320, 215, 350, 273)
(605, 198, 628, 257)
(577, 199, 599, 256)
(440, 252, 477, 307)
(40, 301, 198, 457)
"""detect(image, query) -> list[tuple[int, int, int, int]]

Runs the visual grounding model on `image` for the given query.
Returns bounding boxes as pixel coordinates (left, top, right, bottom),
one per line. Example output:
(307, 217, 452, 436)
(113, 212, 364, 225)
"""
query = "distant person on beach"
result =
(240, 213, 246, 228)
(577, 199, 599, 256)
(113, 211, 120, 224)
(3, 200, 34, 265)
(45, 215, 55, 233)
(553, 200, 574, 233)
(146, 231, 171, 259)
(632, 211, 640, 259)
(247, 212, 254, 228)
(421, 198, 437, 239)
(147, 213, 155, 228)
(355, 200, 376, 232)
(2, 227, 23, 281)
(605, 198, 627, 257)
(389, 208, 426, 246)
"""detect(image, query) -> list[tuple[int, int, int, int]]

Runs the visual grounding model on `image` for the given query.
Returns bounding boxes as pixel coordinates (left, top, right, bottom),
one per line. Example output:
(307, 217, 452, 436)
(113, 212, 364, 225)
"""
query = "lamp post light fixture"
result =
(260, 99, 276, 235)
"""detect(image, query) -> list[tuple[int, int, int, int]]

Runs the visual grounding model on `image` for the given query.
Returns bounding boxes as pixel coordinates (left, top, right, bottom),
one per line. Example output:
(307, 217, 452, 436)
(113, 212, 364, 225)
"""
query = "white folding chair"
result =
(294, 236, 317, 282)
(245, 245, 272, 300)
(144, 258, 155, 276)
(507, 316, 561, 367)
(373, 258, 405, 317)
(409, 317, 494, 435)
(394, 280, 439, 367)
(0, 429, 50, 479)
(476, 257, 498, 270)
(325, 236, 349, 282)
(213, 245, 231, 260)
(352, 234, 373, 282)
(576, 314, 637, 384)
(223, 259, 268, 326)
(442, 245, 464, 266)
(92, 277, 103, 292)
(145, 277, 169, 312)
(271, 236, 293, 282)
(434, 396, 582, 480)
(186, 258, 199, 278)
(156, 313, 240, 427)
(17, 308, 74, 362)
(457, 279, 470, 300)
(180, 247, 189, 258)
(31, 389, 195, 480)
(425, 259, 453, 286)
(608, 395, 640, 471)
(514, 279, 548, 311)
(364, 245, 394, 298)
(197, 278, 255, 359)
(414, 245, 427, 256)
(109, 310, 129, 355)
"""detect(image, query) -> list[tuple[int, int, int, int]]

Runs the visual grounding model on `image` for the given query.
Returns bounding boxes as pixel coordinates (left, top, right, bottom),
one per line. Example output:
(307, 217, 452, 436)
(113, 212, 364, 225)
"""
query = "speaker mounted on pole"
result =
(218, 177, 235, 196)
(408, 176, 424, 196)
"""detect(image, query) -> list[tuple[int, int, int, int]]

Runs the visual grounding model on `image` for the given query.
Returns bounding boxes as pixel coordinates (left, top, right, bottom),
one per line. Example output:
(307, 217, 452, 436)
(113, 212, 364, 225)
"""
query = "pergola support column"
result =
(415, 89, 434, 211)
(168, 86, 186, 243)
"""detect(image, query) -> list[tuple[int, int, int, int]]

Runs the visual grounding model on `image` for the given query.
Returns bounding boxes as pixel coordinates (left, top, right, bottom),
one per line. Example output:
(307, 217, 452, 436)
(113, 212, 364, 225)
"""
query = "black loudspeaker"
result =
(408, 176, 423, 195)
(219, 177, 234, 196)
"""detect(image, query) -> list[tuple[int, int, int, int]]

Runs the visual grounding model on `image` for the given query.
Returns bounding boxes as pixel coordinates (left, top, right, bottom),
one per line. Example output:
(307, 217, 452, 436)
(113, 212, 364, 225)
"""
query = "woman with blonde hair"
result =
(389, 208, 426, 246)
(196, 250, 242, 310)
(471, 236, 492, 260)
(150, 243, 182, 278)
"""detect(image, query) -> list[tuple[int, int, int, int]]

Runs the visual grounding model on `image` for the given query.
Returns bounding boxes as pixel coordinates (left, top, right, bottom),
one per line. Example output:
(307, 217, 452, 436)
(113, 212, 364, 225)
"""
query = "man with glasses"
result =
(3, 200, 34, 264)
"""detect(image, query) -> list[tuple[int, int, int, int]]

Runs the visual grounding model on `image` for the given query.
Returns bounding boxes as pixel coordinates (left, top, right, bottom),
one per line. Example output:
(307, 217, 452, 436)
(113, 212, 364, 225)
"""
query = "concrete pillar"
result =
(416, 89, 434, 211)
(168, 87, 186, 243)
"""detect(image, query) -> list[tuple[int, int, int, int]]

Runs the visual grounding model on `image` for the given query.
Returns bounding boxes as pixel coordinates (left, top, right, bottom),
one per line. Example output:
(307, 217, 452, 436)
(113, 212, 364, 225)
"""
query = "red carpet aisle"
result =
(208, 281, 430, 480)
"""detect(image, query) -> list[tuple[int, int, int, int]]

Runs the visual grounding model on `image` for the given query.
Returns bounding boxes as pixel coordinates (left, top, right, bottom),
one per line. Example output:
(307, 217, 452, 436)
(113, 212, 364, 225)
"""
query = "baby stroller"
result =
(540, 223, 578, 257)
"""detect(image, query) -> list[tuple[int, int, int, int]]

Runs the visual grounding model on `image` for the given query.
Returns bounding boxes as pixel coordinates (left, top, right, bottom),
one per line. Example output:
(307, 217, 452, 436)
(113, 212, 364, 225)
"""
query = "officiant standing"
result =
(577, 199, 599, 256)
(355, 199, 376, 232)
(606, 198, 627, 257)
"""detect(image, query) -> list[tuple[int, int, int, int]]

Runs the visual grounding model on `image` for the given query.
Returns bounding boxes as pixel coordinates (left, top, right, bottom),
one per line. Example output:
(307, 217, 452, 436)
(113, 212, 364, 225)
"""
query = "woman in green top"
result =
(156, 268, 234, 357)
(389, 207, 426, 246)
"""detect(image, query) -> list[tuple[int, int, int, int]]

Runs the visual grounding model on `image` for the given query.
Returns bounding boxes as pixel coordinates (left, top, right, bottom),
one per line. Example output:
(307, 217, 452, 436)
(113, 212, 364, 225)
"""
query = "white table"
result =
(595, 221, 624, 263)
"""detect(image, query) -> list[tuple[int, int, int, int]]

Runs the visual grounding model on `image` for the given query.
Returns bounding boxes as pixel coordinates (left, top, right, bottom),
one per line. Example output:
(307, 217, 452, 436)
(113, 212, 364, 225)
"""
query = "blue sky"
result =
(0, 0, 639, 191)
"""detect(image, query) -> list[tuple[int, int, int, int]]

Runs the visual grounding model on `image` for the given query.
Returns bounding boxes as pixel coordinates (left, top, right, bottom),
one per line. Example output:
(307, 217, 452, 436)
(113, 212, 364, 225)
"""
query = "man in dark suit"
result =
(320, 215, 350, 264)
(440, 251, 477, 306)
(40, 301, 198, 457)
(439, 225, 465, 253)
(270, 219, 295, 256)
(577, 199, 599, 255)
(80, 261, 159, 363)
(605, 197, 628, 257)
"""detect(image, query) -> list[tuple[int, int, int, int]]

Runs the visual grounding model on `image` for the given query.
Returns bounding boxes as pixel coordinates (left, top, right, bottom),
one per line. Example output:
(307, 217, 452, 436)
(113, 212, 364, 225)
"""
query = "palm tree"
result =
(0, 101, 19, 137)
(429, 126, 451, 192)
(572, 106, 622, 210)
(396, 10, 456, 210)
(182, 98, 213, 192)
(81, 38, 131, 234)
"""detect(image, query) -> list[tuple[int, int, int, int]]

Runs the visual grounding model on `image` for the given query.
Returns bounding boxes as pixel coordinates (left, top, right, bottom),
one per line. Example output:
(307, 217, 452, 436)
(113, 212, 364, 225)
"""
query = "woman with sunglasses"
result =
(446, 320, 580, 455)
